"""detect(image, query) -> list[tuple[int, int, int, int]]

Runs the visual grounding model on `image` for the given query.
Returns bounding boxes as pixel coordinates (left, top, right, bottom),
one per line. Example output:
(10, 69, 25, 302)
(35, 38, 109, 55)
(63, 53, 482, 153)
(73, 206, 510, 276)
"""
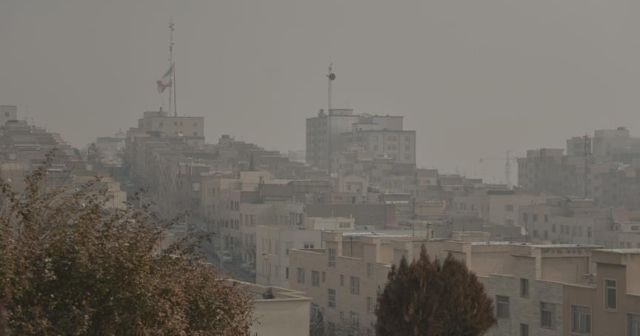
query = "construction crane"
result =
(478, 150, 516, 189)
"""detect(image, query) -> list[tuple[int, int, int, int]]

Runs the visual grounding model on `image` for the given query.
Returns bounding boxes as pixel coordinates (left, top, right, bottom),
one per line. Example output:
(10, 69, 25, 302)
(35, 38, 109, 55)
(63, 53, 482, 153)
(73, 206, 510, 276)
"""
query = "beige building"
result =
(137, 110, 205, 144)
(256, 225, 323, 288)
(289, 232, 405, 335)
(562, 249, 640, 336)
(304, 217, 356, 231)
(336, 174, 369, 195)
(256, 217, 356, 288)
(451, 190, 548, 229)
(231, 280, 311, 336)
(518, 198, 607, 245)
(290, 231, 640, 336)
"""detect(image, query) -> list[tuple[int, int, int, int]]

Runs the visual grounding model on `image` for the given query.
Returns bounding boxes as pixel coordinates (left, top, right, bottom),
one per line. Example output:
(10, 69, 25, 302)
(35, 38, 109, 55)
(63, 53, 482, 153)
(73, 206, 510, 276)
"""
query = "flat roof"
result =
(598, 248, 640, 254)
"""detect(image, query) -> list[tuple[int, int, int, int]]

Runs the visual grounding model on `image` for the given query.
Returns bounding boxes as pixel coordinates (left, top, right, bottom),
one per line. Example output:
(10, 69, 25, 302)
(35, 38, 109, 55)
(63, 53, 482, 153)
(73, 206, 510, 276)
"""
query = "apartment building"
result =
(517, 148, 568, 196)
(592, 127, 639, 158)
(451, 190, 548, 229)
(255, 217, 355, 288)
(339, 129, 416, 166)
(567, 136, 592, 157)
(289, 230, 448, 335)
(137, 110, 204, 143)
(306, 108, 412, 171)
(562, 249, 640, 336)
(290, 231, 640, 336)
(0, 119, 81, 192)
(518, 197, 609, 245)
(256, 226, 323, 288)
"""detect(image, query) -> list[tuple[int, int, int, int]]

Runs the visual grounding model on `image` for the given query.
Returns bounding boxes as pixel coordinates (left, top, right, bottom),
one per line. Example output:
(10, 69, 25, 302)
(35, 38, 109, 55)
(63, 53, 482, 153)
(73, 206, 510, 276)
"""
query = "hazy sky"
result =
(2, 0, 640, 182)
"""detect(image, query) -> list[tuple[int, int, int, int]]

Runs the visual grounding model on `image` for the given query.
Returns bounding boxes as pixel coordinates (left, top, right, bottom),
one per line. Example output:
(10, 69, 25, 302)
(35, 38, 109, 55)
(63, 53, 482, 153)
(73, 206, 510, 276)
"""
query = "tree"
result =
(0, 159, 253, 335)
(309, 306, 325, 336)
(376, 246, 496, 336)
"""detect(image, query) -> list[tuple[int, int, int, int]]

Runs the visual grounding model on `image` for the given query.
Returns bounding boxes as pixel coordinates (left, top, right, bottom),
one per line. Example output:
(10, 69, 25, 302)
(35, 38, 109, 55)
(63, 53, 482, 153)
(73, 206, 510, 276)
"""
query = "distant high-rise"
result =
(305, 108, 414, 172)
(137, 110, 204, 140)
(566, 136, 591, 157)
(592, 127, 632, 157)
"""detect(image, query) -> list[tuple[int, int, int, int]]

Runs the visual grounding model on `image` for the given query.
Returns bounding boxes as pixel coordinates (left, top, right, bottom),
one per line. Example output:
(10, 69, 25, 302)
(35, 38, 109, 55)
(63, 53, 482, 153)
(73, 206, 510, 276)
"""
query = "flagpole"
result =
(173, 60, 177, 117)
(168, 18, 175, 116)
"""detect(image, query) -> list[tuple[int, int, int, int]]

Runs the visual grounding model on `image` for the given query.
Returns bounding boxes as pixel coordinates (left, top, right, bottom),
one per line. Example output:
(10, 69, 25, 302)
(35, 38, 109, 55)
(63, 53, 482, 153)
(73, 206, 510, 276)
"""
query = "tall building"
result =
(566, 136, 591, 157)
(305, 109, 413, 172)
(592, 127, 632, 157)
(137, 110, 205, 144)
(517, 148, 567, 195)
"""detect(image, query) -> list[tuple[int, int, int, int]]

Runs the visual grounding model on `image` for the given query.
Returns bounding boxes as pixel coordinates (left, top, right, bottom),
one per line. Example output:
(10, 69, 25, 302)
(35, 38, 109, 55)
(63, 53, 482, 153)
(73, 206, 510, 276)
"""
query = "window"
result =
(322, 272, 326, 283)
(505, 204, 514, 212)
(629, 314, 640, 336)
(540, 302, 555, 329)
(552, 223, 556, 233)
(297, 268, 305, 284)
(496, 296, 510, 319)
(605, 279, 617, 310)
(327, 322, 335, 335)
(519, 323, 529, 336)
(571, 305, 591, 334)
(367, 263, 373, 278)
(350, 276, 360, 295)
(350, 311, 360, 329)
(328, 248, 336, 267)
(285, 267, 289, 279)
(520, 278, 529, 298)
(328, 289, 336, 308)
(340, 274, 345, 286)
(367, 296, 373, 313)
(312, 271, 320, 287)
(304, 242, 315, 249)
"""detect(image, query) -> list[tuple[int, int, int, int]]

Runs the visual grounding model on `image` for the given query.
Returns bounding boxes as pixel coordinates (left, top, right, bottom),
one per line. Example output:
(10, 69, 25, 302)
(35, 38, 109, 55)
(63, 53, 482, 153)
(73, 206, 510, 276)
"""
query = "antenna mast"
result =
(505, 150, 512, 189)
(326, 63, 336, 175)
(168, 19, 176, 116)
(583, 134, 590, 198)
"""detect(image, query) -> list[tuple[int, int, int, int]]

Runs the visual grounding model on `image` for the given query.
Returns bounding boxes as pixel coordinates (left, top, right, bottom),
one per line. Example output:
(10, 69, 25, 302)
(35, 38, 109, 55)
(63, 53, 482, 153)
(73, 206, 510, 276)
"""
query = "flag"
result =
(156, 64, 173, 93)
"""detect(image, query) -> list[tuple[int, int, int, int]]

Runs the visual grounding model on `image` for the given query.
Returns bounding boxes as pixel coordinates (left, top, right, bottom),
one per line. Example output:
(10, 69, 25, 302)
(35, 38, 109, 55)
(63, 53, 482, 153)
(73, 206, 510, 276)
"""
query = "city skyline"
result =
(3, 0, 640, 183)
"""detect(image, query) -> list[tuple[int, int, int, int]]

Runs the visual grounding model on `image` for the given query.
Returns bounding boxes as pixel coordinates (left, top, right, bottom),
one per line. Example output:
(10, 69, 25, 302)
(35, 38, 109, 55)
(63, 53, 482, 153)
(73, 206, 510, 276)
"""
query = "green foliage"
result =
(0, 159, 253, 335)
(376, 247, 496, 336)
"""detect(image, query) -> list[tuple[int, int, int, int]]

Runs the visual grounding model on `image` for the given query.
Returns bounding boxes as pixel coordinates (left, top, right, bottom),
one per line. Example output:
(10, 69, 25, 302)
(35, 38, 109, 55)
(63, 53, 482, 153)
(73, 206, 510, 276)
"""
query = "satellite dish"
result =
(328, 73, 336, 81)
